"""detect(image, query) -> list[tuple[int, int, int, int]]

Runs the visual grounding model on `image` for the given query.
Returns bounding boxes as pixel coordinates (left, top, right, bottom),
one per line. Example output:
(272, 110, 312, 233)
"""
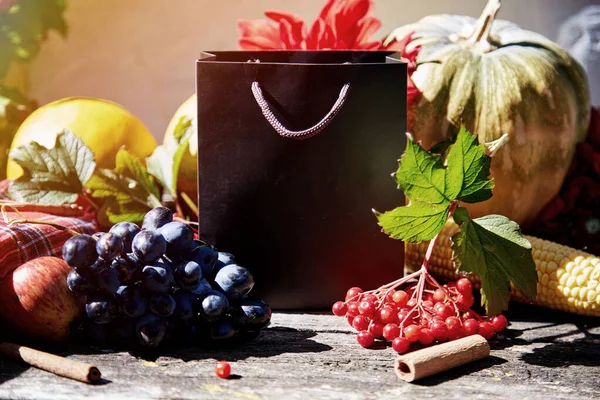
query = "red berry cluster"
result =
(332, 278, 507, 353)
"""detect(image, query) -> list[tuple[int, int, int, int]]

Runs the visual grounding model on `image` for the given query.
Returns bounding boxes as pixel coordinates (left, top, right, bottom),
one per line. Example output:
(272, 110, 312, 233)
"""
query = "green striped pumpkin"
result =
(385, 0, 590, 228)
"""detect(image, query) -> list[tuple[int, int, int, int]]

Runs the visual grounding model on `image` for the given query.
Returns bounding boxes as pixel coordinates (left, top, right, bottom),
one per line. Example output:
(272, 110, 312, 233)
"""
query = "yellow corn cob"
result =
(405, 221, 600, 317)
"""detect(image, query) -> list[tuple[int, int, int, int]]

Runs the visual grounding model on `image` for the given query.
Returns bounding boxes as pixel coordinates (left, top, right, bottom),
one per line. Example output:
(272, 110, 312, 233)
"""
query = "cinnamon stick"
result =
(394, 334, 490, 382)
(0, 342, 102, 384)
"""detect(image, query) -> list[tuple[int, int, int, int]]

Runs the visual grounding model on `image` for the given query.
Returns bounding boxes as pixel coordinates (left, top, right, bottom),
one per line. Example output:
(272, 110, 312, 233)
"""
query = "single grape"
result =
(135, 313, 168, 347)
(210, 320, 237, 341)
(491, 315, 508, 332)
(62, 235, 98, 268)
(87, 258, 110, 275)
(352, 315, 370, 331)
(200, 290, 230, 320)
(215, 361, 231, 379)
(142, 207, 173, 231)
(109, 221, 141, 253)
(356, 331, 374, 348)
(418, 328, 435, 345)
(116, 285, 147, 318)
(132, 231, 167, 264)
(173, 291, 197, 323)
(368, 320, 384, 338)
(216, 252, 235, 273)
(383, 323, 400, 341)
(463, 318, 480, 336)
(97, 266, 120, 294)
(478, 321, 495, 339)
(92, 232, 106, 241)
(392, 337, 410, 354)
(332, 301, 347, 316)
(149, 293, 177, 317)
(404, 324, 421, 343)
(345, 287, 363, 302)
(158, 222, 194, 254)
(186, 244, 218, 278)
(392, 290, 408, 307)
(358, 300, 376, 318)
(86, 296, 118, 324)
(456, 278, 473, 295)
(67, 269, 96, 295)
(236, 300, 272, 329)
(191, 278, 213, 297)
(214, 264, 254, 300)
(111, 254, 141, 284)
(142, 264, 175, 294)
(174, 261, 202, 290)
(96, 232, 124, 261)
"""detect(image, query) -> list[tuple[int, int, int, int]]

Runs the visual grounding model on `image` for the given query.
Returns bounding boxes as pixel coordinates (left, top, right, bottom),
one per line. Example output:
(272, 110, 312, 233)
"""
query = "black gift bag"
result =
(196, 51, 407, 309)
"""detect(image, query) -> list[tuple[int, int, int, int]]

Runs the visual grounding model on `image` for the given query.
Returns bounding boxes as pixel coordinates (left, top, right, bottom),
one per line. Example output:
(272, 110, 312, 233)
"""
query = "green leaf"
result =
(8, 129, 96, 204)
(375, 201, 450, 243)
(115, 148, 161, 202)
(85, 168, 162, 225)
(445, 126, 494, 203)
(451, 208, 538, 315)
(146, 117, 193, 196)
(395, 134, 450, 205)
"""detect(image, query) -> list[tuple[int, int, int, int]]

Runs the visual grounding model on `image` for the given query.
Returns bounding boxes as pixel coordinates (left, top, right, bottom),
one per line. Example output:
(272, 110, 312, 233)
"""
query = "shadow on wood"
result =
(520, 340, 600, 368)
(0, 358, 29, 386)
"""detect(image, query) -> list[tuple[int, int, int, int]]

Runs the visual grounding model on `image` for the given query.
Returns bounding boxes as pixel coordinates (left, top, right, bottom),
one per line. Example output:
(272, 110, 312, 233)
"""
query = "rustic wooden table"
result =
(0, 304, 598, 400)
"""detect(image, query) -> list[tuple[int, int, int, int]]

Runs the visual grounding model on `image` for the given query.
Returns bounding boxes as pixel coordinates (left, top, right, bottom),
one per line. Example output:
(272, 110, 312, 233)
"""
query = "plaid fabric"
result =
(0, 210, 97, 280)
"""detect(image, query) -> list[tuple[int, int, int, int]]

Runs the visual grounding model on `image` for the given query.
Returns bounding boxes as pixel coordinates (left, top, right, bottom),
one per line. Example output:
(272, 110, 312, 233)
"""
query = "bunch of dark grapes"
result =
(332, 278, 507, 354)
(63, 206, 271, 349)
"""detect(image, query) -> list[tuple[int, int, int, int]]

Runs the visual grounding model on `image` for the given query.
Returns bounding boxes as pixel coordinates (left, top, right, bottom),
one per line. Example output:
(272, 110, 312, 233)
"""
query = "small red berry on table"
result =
(215, 360, 231, 379)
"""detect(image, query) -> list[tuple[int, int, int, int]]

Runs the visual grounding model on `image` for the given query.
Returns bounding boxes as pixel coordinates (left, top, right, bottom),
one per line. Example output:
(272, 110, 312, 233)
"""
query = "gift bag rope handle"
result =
(251, 81, 351, 140)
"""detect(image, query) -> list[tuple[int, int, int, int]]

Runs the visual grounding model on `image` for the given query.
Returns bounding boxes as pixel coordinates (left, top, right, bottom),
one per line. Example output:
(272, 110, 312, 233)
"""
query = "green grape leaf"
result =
(8, 129, 96, 204)
(445, 126, 494, 203)
(451, 207, 538, 315)
(85, 168, 162, 225)
(374, 201, 450, 243)
(146, 117, 194, 196)
(115, 148, 161, 202)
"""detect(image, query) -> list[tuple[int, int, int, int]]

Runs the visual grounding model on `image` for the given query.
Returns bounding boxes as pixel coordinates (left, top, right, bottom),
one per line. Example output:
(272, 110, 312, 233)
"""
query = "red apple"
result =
(0, 256, 82, 341)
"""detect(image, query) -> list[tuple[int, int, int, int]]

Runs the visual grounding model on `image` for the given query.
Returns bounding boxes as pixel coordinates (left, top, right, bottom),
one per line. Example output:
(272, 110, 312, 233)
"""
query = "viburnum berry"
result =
(430, 320, 448, 342)
(491, 315, 508, 332)
(382, 323, 400, 341)
(436, 304, 454, 320)
(456, 278, 473, 295)
(392, 290, 409, 307)
(346, 302, 359, 317)
(457, 293, 475, 308)
(345, 287, 363, 301)
(418, 328, 435, 345)
(378, 306, 397, 324)
(433, 289, 447, 303)
(215, 361, 231, 379)
(358, 300, 377, 317)
(368, 320, 384, 338)
(462, 318, 479, 336)
(356, 331, 375, 348)
(352, 315, 370, 331)
(392, 336, 410, 354)
(404, 324, 421, 343)
(332, 301, 347, 316)
(479, 321, 495, 339)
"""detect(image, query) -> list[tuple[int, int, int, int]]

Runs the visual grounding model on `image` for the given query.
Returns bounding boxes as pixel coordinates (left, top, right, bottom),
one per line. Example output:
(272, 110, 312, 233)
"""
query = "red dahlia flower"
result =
(237, 0, 383, 50)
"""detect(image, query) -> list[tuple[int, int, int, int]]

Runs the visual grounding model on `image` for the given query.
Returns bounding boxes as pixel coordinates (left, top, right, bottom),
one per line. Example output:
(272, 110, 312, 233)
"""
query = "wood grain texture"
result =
(0, 306, 598, 400)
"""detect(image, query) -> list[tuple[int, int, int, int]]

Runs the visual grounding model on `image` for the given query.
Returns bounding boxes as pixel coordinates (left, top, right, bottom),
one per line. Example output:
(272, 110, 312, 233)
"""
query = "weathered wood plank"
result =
(0, 305, 598, 400)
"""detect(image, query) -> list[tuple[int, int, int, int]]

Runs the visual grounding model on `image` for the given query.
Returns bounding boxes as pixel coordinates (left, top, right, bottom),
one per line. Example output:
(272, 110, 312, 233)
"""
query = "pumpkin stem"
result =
(464, 0, 502, 51)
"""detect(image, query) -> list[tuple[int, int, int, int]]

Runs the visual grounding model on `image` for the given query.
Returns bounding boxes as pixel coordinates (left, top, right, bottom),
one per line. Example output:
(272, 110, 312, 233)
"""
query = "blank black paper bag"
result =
(196, 51, 407, 309)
